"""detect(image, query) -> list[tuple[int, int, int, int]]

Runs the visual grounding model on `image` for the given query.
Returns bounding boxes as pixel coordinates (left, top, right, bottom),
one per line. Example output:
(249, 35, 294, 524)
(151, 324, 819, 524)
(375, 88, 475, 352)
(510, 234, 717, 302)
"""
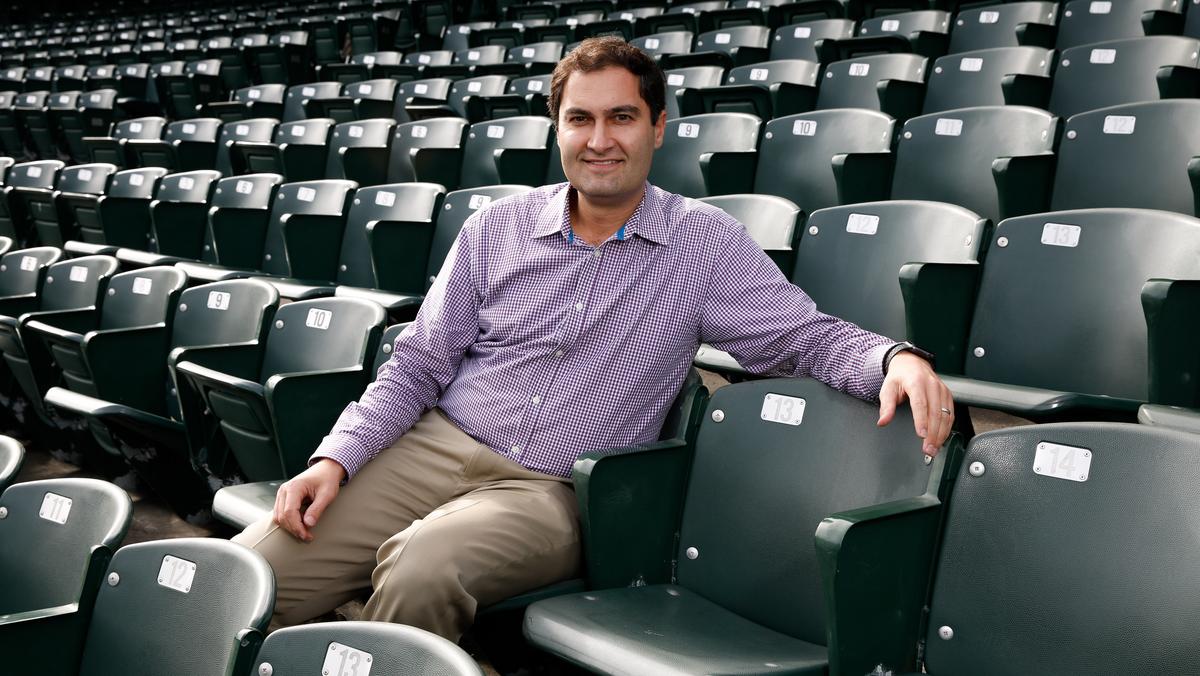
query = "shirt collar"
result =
(531, 182, 670, 245)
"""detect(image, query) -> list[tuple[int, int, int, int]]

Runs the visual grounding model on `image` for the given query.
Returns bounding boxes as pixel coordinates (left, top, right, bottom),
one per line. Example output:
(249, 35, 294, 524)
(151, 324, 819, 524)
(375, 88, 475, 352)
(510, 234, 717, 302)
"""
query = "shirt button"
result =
(531, 395, 541, 404)
(554, 350, 564, 358)
(574, 302, 583, 311)
(511, 445, 522, 454)
(593, 249, 601, 258)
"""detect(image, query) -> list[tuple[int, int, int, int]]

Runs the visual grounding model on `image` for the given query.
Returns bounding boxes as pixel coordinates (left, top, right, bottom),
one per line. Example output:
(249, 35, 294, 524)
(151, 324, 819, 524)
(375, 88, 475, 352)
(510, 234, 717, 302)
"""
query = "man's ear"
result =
(653, 110, 666, 149)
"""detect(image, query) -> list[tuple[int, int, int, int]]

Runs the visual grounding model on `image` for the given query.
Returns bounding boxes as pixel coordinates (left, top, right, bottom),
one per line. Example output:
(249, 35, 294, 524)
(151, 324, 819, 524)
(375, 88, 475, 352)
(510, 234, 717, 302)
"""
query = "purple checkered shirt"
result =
(313, 182, 895, 479)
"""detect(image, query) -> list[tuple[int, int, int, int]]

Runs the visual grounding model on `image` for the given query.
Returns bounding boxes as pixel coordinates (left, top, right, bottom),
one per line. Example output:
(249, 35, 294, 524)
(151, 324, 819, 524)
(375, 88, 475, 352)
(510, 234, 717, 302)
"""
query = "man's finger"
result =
(303, 483, 336, 528)
(908, 386, 929, 442)
(923, 380, 946, 455)
(280, 482, 310, 541)
(272, 484, 288, 526)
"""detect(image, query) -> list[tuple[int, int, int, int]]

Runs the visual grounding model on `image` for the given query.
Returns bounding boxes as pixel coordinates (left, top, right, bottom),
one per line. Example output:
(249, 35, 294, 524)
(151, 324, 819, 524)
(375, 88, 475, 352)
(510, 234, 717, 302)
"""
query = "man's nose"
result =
(587, 120, 615, 152)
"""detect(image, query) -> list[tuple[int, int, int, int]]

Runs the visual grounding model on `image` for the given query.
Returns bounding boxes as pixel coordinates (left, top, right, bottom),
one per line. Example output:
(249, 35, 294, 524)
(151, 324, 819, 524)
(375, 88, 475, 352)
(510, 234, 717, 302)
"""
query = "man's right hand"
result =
(272, 458, 347, 542)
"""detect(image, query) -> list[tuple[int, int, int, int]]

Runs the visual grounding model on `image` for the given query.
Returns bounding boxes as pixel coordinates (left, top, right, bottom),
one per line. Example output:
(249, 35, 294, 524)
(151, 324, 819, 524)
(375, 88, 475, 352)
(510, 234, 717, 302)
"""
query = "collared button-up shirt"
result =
(313, 182, 894, 479)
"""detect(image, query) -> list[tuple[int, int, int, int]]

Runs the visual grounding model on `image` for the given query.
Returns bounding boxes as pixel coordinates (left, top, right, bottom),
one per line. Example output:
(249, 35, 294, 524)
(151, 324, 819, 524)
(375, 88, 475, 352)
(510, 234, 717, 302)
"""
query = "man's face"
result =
(556, 66, 666, 207)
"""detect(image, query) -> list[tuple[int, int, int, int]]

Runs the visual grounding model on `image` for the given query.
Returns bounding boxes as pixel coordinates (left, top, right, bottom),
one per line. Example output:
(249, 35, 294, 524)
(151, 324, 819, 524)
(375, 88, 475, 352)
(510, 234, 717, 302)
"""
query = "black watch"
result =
(883, 341, 935, 375)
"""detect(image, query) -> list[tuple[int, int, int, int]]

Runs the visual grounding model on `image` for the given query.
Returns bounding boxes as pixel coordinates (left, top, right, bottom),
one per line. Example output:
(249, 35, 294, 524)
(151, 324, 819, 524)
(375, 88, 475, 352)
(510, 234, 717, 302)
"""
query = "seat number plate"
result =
(375, 191, 395, 207)
(959, 57, 983, 72)
(666, 73, 685, 86)
(1089, 1, 1111, 14)
(358, 85, 372, 96)
(1041, 222, 1081, 248)
(677, 123, 700, 138)
(411, 125, 428, 138)
(39, 492, 72, 524)
(414, 83, 429, 94)
(1102, 115, 1136, 135)
(749, 68, 768, 81)
(182, 123, 196, 134)
(158, 555, 197, 593)
(19, 256, 37, 271)
(348, 125, 363, 138)
(26, 166, 41, 178)
(792, 119, 817, 136)
(306, 308, 333, 329)
(179, 177, 195, 190)
(761, 393, 806, 426)
(247, 89, 261, 99)
(486, 125, 505, 138)
(793, 26, 811, 38)
(132, 277, 153, 295)
(880, 19, 899, 31)
(78, 169, 93, 181)
(846, 213, 879, 235)
(69, 266, 88, 282)
(527, 80, 544, 92)
(715, 33, 731, 44)
(297, 187, 316, 202)
(468, 194, 492, 209)
(236, 180, 254, 194)
(935, 118, 963, 136)
(130, 173, 145, 186)
(522, 47, 535, 58)
(322, 642, 374, 676)
(207, 291, 231, 310)
(1089, 48, 1116, 64)
(1033, 441, 1091, 482)
(234, 124, 249, 135)
(848, 63, 870, 76)
(467, 81, 481, 92)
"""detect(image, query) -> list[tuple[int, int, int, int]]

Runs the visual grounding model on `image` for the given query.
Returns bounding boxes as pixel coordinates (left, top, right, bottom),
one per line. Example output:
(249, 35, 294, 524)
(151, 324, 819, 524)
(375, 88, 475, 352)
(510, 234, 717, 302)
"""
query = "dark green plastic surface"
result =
(923, 46, 1052, 113)
(388, 117, 468, 187)
(649, 112, 760, 197)
(256, 622, 484, 676)
(460, 115, 552, 188)
(1048, 36, 1199, 118)
(948, 2, 1057, 52)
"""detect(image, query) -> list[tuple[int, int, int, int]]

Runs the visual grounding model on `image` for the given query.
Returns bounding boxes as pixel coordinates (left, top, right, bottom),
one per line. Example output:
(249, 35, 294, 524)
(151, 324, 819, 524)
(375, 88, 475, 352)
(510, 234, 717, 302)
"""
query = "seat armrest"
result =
(279, 213, 345, 281)
(493, 147, 550, 186)
(168, 341, 264, 378)
(876, 78, 925, 124)
(693, 344, 747, 378)
(1141, 278, 1200, 408)
(1138, 403, 1200, 433)
(22, 310, 95, 338)
(411, 147, 463, 191)
(82, 324, 171, 410)
(898, 262, 980, 376)
(572, 438, 692, 590)
(175, 360, 263, 397)
(815, 495, 943, 676)
(698, 151, 757, 195)
(1157, 65, 1200, 99)
(265, 366, 371, 476)
(832, 151, 894, 205)
(991, 153, 1055, 220)
(940, 374, 1142, 421)
(1015, 21, 1056, 49)
(1000, 73, 1052, 109)
(1142, 9, 1185, 35)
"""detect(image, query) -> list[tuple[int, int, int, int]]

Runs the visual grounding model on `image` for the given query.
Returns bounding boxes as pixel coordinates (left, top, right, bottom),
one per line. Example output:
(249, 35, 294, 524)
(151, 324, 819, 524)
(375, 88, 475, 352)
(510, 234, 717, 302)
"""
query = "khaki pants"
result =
(232, 409, 581, 640)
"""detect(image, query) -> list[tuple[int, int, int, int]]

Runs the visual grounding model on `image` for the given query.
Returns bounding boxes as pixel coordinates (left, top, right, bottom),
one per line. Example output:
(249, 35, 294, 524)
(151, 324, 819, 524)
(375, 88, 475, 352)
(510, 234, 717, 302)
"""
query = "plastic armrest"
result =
(64, 240, 119, 257)
(0, 296, 40, 319)
(279, 213, 344, 280)
(1137, 404, 1200, 432)
(898, 261, 979, 376)
(693, 344, 747, 377)
(169, 341, 263, 378)
(411, 147, 463, 190)
(1142, 278, 1200, 408)
(175, 360, 264, 399)
(940, 374, 1142, 421)
(265, 366, 370, 476)
(815, 495, 943, 676)
(1142, 9, 1184, 35)
(1000, 72, 1052, 109)
(82, 324, 170, 410)
(115, 248, 184, 267)
(1014, 21, 1056, 49)
(876, 78, 925, 123)
(832, 151, 893, 205)
(698, 150, 757, 195)
(768, 81, 817, 117)
(21, 308, 97, 336)
(254, 275, 337, 301)
(231, 628, 267, 676)
(1156, 65, 1200, 100)
(339, 145, 391, 185)
(991, 153, 1055, 220)
(572, 438, 692, 589)
(493, 147, 550, 186)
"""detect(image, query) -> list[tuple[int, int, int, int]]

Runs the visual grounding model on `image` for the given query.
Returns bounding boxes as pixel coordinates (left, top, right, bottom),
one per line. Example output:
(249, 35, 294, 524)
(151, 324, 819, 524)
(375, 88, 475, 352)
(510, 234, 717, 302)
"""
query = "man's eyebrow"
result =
(562, 105, 643, 117)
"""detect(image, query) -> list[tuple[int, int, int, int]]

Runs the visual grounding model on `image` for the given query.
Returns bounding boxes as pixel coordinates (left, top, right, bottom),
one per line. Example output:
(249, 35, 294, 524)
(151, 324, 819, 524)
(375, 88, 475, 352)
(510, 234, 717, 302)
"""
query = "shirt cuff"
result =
(309, 434, 372, 481)
(862, 342, 893, 401)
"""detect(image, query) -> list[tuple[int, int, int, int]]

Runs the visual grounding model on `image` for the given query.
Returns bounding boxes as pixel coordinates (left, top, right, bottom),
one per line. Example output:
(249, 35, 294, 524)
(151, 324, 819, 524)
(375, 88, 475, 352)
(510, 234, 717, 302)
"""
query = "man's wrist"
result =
(883, 341, 935, 375)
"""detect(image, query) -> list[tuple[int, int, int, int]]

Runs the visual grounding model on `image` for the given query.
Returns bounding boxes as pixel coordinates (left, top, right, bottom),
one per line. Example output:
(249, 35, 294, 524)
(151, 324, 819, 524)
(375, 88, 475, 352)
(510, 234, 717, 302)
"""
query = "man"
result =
(232, 36, 954, 640)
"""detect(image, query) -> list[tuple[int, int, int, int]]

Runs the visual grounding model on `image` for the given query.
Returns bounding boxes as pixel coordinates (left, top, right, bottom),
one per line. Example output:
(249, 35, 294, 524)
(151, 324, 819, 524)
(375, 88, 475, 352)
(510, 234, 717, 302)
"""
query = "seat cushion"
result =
(212, 480, 280, 530)
(524, 585, 827, 676)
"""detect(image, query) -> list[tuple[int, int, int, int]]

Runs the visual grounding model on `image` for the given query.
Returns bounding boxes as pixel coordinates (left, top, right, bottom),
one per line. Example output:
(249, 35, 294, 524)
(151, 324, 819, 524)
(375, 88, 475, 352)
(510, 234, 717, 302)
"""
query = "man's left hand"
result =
(876, 351, 955, 457)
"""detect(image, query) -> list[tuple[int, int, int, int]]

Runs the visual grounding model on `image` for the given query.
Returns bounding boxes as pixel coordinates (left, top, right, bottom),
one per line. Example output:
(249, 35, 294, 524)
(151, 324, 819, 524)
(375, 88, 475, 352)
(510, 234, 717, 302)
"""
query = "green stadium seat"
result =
(664, 64, 725, 118)
(841, 422, 1200, 675)
(0, 91, 23, 159)
(175, 296, 386, 480)
(83, 116, 166, 168)
(908, 208, 1200, 420)
(201, 83, 287, 123)
(85, 167, 168, 249)
(0, 436, 21, 491)
(143, 170, 221, 261)
(1051, 99, 1200, 215)
(214, 117, 277, 176)
(770, 19, 855, 62)
(254, 621, 484, 676)
(43, 278, 280, 519)
(456, 44, 509, 66)
(14, 91, 57, 160)
(816, 52, 927, 122)
(53, 65, 86, 91)
(191, 173, 286, 273)
(687, 25, 770, 67)
(154, 59, 226, 119)
(1055, 0, 1182, 50)
(460, 115, 552, 188)
(46, 163, 118, 248)
(230, 118, 334, 182)
(126, 117, 222, 172)
(395, 77, 456, 121)
(325, 118, 395, 185)
(0, 247, 64, 323)
(948, 2, 1058, 53)
(245, 178, 357, 282)
(307, 79, 400, 123)
(678, 58, 818, 118)
(385, 117, 468, 189)
(446, 22, 496, 51)
(244, 31, 313, 85)
(40, 91, 81, 158)
(282, 81, 341, 123)
(700, 193, 802, 273)
(922, 46, 1054, 113)
(648, 112, 760, 197)
(525, 377, 959, 675)
(631, 31, 696, 61)
(404, 49, 456, 67)
(508, 40, 564, 65)
(1, 160, 64, 244)
(76, 538, 274, 676)
(58, 89, 119, 163)
(0, 478, 132, 676)
(1047, 35, 1200, 119)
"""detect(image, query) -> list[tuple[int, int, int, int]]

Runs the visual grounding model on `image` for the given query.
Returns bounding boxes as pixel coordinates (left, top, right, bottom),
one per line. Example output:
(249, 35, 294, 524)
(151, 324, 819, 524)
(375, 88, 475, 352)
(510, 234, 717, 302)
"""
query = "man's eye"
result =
(615, 114, 631, 121)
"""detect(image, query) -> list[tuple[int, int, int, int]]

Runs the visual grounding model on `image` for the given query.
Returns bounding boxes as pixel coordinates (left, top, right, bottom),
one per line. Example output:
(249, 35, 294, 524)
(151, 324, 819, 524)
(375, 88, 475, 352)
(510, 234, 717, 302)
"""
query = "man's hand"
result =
(877, 351, 955, 457)
(273, 458, 346, 542)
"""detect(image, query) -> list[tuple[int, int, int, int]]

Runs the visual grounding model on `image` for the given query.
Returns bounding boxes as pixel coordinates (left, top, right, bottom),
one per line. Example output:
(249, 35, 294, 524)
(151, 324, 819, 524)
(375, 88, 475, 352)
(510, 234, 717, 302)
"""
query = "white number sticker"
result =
(290, 125, 305, 137)
(280, 35, 292, 44)
(69, 265, 88, 282)
(132, 276, 153, 295)
(959, 57, 983, 72)
(749, 68, 768, 81)
(247, 88, 261, 99)
(90, 93, 101, 103)
(58, 95, 70, 104)
(302, 86, 316, 96)
(1041, 222, 1081, 248)
(792, 119, 818, 136)
(235, 124, 249, 136)
(848, 62, 870, 77)
(236, 180, 254, 194)
(1033, 441, 1091, 482)
(157, 555, 197, 593)
(880, 19, 899, 31)
(527, 80, 544, 92)
(178, 177, 195, 190)
(19, 255, 37, 271)
(321, 641, 374, 676)
(522, 47, 535, 58)
(358, 84, 373, 95)
(77, 169, 93, 181)
(418, 54, 431, 64)
(196, 63, 208, 72)
(467, 50, 480, 61)
(666, 73, 684, 85)
(375, 191, 395, 207)
(978, 10, 999, 23)
(1089, 48, 1116, 64)
(645, 38, 661, 49)
(468, 194, 492, 209)
(348, 125, 363, 138)
(127, 66, 139, 75)
(760, 393, 806, 426)
(1089, 1, 1111, 14)
(207, 290, 231, 310)
(129, 122, 143, 133)
(411, 125, 428, 138)
(414, 83, 429, 94)
(459, 25, 471, 33)
(363, 54, 376, 64)
(39, 492, 73, 524)
(793, 26, 812, 38)
(27, 166, 42, 178)
(715, 32, 731, 44)
(160, 65, 171, 73)
(677, 122, 700, 138)
(486, 125, 505, 138)
(181, 123, 196, 134)
(467, 80, 482, 92)
(297, 186, 316, 202)
(129, 173, 145, 186)
(846, 213, 879, 235)
(1102, 115, 1136, 135)
(620, 12, 633, 20)
(935, 118, 963, 136)
(305, 307, 332, 329)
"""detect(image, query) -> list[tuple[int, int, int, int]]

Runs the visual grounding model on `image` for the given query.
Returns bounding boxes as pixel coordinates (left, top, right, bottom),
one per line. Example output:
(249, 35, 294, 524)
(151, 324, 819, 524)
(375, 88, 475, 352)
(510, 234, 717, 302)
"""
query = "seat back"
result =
(695, 25, 770, 54)
(816, 53, 927, 111)
(770, 19, 855, 61)
(726, 58, 818, 87)
(284, 81, 341, 122)
(664, 65, 724, 118)
(254, 622, 484, 676)
(456, 44, 507, 65)
(948, 1, 1058, 52)
(1051, 99, 1200, 214)
(0, 436, 21, 491)
(965, 208, 1200, 400)
(447, 75, 509, 117)
(387, 117, 468, 183)
(0, 246, 61, 300)
(923, 46, 1053, 113)
(325, 118, 394, 182)
(339, 183, 446, 292)
(273, 118, 334, 181)
(404, 50, 455, 66)
(78, 538, 274, 676)
(57, 163, 116, 196)
(676, 377, 947, 645)
(0, 477, 131, 615)
(207, 173, 285, 268)
(150, 170, 221, 259)
(93, 167, 168, 247)
(1048, 36, 1200, 119)
(258, 296, 389, 379)
(97, 266, 188, 331)
(860, 9, 949, 37)
(509, 41, 564, 64)
(39, 255, 120, 312)
(260, 179, 356, 277)
(170, 278, 279, 354)
(460, 115, 553, 188)
(649, 112, 760, 198)
(632, 31, 696, 59)
(892, 106, 1057, 224)
(6, 159, 61, 190)
(1055, 0, 1175, 49)
(112, 116, 166, 141)
(216, 117, 278, 176)
(924, 422, 1200, 675)
(699, 193, 801, 272)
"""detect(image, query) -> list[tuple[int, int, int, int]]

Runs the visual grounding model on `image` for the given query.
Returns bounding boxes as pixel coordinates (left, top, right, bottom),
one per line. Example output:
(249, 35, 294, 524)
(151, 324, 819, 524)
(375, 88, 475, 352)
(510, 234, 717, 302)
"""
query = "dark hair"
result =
(548, 36, 666, 124)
